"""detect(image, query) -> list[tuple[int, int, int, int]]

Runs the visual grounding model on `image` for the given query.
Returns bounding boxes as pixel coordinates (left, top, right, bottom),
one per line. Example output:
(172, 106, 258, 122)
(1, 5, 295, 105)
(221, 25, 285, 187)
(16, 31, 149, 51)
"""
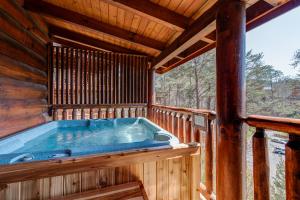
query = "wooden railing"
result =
(150, 104, 216, 199)
(52, 104, 147, 120)
(245, 115, 300, 200)
(151, 105, 300, 200)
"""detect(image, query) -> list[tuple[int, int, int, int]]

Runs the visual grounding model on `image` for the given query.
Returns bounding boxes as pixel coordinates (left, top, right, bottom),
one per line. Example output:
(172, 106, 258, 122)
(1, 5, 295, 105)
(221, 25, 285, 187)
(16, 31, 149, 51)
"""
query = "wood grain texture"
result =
(216, 0, 246, 199)
(2, 150, 201, 200)
(50, 181, 148, 200)
(246, 115, 300, 136)
(50, 46, 149, 106)
(0, 144, 199, 185)
(103, 0, 190, 30)
(285, 135, 300, 200)
(155, 0, 298, 74)
(24, 0, 165, 51)
(0, 0, 48, 138)
(252, 128, 270, 200)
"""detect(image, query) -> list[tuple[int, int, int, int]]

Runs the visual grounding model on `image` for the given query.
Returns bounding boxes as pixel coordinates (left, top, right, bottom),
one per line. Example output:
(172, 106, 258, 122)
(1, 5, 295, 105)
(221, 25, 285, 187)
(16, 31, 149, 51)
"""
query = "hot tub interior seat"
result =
(0, 117, 179, 165)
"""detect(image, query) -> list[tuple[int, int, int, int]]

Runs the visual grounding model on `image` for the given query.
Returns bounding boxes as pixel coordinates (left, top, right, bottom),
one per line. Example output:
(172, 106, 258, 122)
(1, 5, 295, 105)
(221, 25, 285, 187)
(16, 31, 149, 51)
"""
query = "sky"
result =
(246, 6, 300, 77)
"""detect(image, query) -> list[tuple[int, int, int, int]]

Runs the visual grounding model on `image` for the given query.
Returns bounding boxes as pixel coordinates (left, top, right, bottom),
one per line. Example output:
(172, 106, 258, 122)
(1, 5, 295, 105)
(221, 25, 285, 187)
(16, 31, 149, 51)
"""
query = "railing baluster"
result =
(168, 111, 173, 133)
(62, 109, 67, 120)
(90, 108, 94, 119)
(162, 110, 166, 128)
(252, 128, 270, 200)
(134, 107, 138, 117)
(155, 109, 158, 124)
(81, 108, 85, 120)
(157, 109, 160, 126)
(178, 114, 184, 142)
(98, 108, 102, 119)
(160, 110, 164, 128)
(114, 108, 118, 118)
(121, 108, 125, 118)
(54, 109, 58, 121)
(185, 115, 192, 143)
(72, 109, 77, 120)
(285, 134, 300, 200)
(194, 128, 200, 143)
(160, 110, 164, 129)
(105, 108, 109, 118)
(205, 119, 213, 197)
(128, 108, 132, 118)
(173, 112, 178, 138)
(154, 109, 158, 123)
(163, 111, 168, 130)
(161, 110, 165, 127)
(109, 108, 113, 118)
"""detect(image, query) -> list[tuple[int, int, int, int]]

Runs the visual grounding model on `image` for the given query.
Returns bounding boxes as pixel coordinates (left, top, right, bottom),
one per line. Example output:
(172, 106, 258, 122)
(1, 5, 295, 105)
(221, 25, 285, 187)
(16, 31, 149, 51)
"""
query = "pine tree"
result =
(291, 49, 300, 68)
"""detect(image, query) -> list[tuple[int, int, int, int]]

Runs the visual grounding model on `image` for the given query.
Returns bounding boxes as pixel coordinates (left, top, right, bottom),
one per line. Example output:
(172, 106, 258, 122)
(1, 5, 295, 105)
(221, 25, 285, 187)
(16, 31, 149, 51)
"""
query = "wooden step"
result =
(50, 181, 148, 200)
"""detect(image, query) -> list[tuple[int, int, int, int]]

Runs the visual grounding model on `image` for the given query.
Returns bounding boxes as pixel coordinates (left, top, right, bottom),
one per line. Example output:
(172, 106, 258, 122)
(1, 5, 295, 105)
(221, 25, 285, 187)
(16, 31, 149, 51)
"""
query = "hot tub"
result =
(0, 117, 178, 165)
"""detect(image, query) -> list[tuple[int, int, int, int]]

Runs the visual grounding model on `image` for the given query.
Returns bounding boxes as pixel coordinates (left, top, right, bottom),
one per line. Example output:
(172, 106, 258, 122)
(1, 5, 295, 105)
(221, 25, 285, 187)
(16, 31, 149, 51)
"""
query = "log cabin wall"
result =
(0, 0, 49, 138)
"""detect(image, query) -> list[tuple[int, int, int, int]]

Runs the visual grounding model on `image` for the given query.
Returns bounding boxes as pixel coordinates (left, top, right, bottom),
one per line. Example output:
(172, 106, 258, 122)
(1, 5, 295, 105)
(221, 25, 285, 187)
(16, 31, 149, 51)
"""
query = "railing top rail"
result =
(245, 115, 300, 136)
(152, 104, 216, 119)
(53, 104, 147, 109)
(153, 104, 300, 135)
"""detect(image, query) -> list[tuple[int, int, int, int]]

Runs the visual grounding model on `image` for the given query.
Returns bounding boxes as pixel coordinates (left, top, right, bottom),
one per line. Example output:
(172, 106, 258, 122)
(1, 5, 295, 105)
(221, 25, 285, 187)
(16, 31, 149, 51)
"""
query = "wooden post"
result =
(285, 134, 300, 200)
(185, 115, 192, 143)
(253, 128, 270, 200)
(168, 112, 173, 133)
(178, 114, 184, 142)
(205, 119, 213, 196)
(216, 0, 246, 199)
(147, 68, 155, 120)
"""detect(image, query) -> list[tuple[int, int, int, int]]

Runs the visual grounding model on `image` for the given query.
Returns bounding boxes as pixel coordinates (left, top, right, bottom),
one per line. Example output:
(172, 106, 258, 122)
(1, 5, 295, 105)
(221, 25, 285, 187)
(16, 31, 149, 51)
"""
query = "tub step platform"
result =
(50, 181, 148, 200)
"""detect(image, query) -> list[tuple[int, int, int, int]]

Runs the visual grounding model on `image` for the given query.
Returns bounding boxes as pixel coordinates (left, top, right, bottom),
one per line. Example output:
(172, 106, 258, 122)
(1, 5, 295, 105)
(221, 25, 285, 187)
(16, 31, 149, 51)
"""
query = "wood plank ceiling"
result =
(23, 0, 299, 73)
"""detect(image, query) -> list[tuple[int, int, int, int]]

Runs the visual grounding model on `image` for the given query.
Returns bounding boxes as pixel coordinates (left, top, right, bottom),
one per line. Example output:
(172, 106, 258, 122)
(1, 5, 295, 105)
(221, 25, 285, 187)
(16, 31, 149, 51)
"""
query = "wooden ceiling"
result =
(23, 0, 299, 73)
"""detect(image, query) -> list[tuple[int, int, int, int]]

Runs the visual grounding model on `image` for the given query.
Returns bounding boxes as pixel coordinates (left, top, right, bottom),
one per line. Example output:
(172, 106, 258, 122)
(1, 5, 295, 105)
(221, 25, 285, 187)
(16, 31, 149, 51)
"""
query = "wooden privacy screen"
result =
(49, 46, 149, 106)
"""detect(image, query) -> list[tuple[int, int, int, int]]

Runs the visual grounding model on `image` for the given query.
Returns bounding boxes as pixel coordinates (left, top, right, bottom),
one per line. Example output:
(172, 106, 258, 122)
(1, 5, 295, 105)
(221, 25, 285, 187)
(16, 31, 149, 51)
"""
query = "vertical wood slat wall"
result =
(1, 153, 201, 200)
(49, 46, 149, 107)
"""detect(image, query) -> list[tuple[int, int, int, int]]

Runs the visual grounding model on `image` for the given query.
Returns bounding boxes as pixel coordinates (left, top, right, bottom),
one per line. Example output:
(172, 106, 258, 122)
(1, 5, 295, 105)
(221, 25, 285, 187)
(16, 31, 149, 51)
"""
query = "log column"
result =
(216, 0, 246, 199)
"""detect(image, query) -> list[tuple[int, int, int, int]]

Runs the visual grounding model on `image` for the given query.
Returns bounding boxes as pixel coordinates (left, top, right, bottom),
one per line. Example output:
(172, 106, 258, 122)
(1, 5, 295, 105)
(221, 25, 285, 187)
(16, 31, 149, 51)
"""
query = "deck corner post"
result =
(216, 0, 246, 199)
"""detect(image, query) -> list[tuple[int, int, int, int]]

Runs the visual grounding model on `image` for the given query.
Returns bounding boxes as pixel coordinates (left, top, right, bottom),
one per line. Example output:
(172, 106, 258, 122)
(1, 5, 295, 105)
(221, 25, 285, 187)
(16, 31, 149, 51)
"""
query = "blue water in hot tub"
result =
(0, 118, 178, 165)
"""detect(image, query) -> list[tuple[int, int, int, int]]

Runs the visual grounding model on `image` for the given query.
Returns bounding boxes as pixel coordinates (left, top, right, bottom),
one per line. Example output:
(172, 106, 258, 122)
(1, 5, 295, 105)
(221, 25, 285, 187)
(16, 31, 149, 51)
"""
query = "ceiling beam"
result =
(156, 0, 300, 73)
(246, 0, 300, 31)
(157, 43, 216, 74)
(178, 40, 209, 58)
(51, 36, 107, 52)
(49, 26, 146, 55)
(103, 0, 190, 30)
(152, 3, 218, 69)
(23, 0, 165, 51)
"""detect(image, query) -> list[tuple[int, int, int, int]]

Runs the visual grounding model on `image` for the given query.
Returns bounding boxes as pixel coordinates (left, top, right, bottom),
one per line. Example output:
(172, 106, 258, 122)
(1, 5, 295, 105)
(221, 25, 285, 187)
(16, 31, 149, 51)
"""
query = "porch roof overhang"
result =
(23, 0, 300, 74)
